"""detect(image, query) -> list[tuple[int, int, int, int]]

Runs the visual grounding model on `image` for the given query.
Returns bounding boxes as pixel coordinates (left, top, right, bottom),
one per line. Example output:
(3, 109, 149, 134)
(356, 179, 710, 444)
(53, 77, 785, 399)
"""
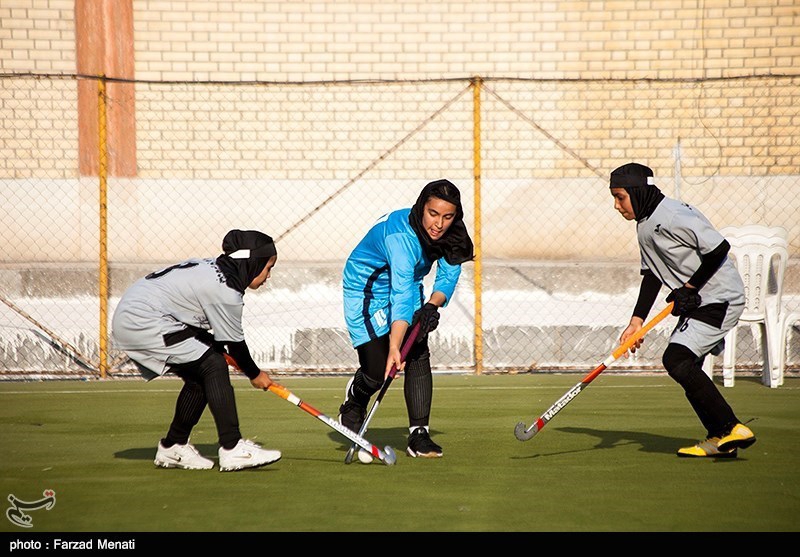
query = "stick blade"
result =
(514, 421, 539, 441)
(382, 446, 397, 466)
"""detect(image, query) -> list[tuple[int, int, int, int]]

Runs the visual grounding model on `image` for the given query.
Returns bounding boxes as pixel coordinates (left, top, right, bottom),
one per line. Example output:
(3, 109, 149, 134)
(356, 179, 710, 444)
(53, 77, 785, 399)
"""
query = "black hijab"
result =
(609, 162, 665, 222)
(215, 230, 277, 293)
(408, 179, 474, 265)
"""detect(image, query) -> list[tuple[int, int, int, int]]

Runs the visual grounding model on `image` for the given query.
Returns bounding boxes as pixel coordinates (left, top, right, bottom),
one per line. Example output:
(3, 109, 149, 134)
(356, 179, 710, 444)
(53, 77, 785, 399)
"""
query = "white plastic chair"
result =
(774, 309, 800, 381)
(707, 225, 789, 388)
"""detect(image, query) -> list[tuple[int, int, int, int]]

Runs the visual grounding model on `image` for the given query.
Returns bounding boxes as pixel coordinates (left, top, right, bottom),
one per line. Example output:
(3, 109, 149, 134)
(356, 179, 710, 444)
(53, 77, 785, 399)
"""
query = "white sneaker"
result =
(218, 439, 281, 472)
(154, 441, 214, 470)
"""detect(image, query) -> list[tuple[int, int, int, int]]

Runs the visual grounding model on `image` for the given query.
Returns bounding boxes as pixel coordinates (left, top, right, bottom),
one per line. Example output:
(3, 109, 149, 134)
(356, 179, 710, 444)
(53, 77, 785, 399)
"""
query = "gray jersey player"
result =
(112, 229, 282, 471)
(610, 163, 756, 458)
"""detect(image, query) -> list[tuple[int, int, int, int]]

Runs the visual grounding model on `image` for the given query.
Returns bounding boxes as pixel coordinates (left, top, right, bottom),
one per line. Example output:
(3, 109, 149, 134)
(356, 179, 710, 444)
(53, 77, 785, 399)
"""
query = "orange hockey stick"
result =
(224, 353, 397, 465)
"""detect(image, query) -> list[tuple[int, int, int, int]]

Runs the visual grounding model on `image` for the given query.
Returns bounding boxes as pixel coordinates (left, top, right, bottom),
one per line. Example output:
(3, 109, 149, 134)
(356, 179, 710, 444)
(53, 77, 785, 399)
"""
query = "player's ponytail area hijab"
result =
(215, 229, 277, 293)
(609, 162, 665, 222)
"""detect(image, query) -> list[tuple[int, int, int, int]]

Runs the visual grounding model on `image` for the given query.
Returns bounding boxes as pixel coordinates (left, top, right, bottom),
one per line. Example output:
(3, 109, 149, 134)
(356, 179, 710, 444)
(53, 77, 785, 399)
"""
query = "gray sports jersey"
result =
(637, 198, 745, 306)
(112, 258, 246, 377)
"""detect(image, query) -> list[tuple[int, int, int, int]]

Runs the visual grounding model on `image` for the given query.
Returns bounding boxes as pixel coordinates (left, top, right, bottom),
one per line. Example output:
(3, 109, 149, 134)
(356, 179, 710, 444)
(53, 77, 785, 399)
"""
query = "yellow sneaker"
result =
(677, 437, 738, 458)
(717, 423, 756, 452)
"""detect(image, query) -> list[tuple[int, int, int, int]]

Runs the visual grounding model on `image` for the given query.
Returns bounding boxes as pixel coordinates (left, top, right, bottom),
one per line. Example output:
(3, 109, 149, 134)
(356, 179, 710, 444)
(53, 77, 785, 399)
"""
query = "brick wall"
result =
(3, 1, 798, 80)
(127, 0, 800, 81)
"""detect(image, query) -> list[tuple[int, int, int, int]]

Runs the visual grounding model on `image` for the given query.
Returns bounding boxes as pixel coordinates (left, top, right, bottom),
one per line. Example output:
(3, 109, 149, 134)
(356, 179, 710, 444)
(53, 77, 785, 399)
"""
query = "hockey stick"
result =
(344, 322, 421, 464)
(514, 303, 674, 441)
(223, 354, 397, 466)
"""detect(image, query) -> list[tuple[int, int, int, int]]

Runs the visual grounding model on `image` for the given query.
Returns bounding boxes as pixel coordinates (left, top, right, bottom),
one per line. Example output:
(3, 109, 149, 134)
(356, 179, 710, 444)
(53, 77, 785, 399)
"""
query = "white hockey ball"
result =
(357, 448, 374, 464)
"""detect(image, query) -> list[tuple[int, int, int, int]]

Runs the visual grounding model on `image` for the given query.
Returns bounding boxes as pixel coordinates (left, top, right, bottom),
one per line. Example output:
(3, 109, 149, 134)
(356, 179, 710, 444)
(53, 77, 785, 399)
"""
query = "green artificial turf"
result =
(0, 374, 798, 532)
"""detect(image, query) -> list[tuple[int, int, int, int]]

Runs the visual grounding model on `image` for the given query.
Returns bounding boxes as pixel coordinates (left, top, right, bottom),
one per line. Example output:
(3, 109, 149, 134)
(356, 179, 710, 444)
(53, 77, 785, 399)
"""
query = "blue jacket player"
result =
(338, 179, 474, 458)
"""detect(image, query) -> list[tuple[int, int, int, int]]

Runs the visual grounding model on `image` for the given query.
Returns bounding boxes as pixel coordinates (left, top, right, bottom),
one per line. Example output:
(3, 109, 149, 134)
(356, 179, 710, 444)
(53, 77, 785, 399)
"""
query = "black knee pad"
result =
(663, 343, 700, 383)
(349, 368, 382, 406)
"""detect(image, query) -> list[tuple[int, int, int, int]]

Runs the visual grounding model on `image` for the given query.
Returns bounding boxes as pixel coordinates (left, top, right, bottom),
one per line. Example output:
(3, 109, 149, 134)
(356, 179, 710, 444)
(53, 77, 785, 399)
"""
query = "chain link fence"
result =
(1, 73, 798, 379)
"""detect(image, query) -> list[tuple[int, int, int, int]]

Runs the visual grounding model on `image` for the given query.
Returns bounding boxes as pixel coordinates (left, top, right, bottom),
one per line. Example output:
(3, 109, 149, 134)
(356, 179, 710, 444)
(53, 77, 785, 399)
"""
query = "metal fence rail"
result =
(1, 73, 798, 378)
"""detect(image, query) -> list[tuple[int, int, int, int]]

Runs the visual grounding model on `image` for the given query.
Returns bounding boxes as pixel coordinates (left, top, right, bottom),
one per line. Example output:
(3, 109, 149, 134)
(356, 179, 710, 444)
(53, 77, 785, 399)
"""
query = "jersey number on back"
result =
(145, 261, 199, 280)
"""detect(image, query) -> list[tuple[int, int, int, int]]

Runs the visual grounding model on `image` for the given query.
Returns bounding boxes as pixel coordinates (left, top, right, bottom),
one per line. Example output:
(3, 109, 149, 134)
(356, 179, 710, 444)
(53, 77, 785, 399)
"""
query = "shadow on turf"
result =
(114, 444, 219, 461)
(326, 426, 425, 452)
(112, 446, 287, 469)
(115, 438, 413, 465)
(514, 426, 745, 462)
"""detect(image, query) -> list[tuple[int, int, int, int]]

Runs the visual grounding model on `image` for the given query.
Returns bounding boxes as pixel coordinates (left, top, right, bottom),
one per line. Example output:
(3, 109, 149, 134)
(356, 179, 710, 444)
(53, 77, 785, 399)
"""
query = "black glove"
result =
(666, 286, 702, 316)
(412, 303, 441, 340)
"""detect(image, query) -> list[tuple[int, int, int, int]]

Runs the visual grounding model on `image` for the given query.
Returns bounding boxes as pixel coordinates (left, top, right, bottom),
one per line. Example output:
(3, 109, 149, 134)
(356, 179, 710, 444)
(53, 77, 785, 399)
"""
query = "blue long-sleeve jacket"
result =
(342, 208, 462, 347)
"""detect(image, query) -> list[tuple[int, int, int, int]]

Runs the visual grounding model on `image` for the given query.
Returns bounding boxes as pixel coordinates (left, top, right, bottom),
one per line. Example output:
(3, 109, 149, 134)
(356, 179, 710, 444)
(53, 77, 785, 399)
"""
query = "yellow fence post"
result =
(471, 76, 483, 376)
(98, 77, 109, 379)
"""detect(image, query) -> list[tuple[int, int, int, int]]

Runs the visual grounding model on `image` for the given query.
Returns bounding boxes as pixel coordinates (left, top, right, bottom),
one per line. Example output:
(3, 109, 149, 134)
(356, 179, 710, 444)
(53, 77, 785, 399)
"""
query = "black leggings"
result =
(662, 343, 739, 438)
(164, 348, 242, 450)
(355, 333, 433, 429)
(356, 332, 430, 386)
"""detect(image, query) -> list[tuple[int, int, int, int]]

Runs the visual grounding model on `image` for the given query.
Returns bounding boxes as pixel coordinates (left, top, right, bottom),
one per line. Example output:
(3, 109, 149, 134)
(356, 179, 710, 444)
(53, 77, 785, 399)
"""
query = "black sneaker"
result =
(338, 399, 366, 434)
(406, 428, 443, 458)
